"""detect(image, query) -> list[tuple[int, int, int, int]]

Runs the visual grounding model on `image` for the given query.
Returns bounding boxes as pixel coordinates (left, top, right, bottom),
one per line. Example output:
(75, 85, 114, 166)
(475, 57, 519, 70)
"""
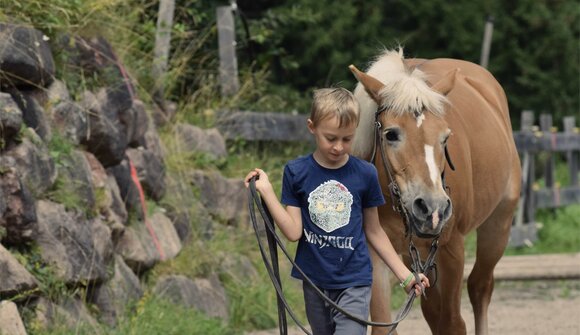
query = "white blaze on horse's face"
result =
(424, 145, 439, 187)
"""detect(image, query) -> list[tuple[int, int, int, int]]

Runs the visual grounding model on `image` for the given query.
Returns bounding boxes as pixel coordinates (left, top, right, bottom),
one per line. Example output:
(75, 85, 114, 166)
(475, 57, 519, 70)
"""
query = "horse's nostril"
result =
(413, 198, 429, 217)
(443, 199, 453, 219)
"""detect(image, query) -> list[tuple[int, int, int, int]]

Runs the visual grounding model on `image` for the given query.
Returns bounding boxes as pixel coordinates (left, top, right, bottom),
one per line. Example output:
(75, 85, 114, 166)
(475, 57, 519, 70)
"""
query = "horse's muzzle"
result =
(409, 195, 452, 238)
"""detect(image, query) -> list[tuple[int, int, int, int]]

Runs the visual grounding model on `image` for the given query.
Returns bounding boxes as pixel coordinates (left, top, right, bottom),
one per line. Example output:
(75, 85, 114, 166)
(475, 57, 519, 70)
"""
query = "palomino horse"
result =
(349, 49, 521, 335)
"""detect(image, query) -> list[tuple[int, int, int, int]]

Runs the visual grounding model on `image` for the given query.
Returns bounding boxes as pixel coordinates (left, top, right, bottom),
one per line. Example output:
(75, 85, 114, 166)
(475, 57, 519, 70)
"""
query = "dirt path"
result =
(247, 279, 580, 335)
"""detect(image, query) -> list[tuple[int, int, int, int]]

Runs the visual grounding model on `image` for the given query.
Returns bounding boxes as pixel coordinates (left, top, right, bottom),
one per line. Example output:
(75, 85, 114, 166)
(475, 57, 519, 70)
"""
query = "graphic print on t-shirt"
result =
(307, 180, 353, 232)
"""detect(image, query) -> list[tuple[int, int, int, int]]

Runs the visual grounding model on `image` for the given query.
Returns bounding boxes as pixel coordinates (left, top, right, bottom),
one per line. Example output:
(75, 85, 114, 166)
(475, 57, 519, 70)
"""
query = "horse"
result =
(349, 48, 521, 335)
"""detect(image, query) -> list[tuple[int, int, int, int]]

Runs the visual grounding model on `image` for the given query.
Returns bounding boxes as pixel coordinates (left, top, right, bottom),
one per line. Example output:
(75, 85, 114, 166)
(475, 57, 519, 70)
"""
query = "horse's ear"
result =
(431, 68, 460, 96)
(349, 64, 384, 103)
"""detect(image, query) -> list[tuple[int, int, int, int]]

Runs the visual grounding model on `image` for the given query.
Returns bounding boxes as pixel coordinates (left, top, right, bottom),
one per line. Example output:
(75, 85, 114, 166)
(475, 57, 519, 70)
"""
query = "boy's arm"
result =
(246, 168, 303, 241)
(260, 188, 303, 241)
(363, 207, 412, 284)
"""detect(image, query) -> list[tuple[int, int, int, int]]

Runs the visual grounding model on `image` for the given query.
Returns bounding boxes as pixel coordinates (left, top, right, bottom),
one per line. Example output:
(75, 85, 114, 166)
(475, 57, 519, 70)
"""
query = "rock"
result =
(153, 274, 229, 321)
(188, 170, 248, 227)
(174, 123, 227, 159)
(115, 211, 182, 274)
(0, 23, 55, 88)
(7, 88, 51, 140)
(0, 300, 27, 335)
(126, 147, 166, 201)
(0, 157, 38, 245)
(88, 255, 143, 327)
(0, 243, 38, 300)
(0, 92, 23, 144)
(5, 130, 56, 196)
(79, 89, 127, 167)
(35, 200, 109, 284)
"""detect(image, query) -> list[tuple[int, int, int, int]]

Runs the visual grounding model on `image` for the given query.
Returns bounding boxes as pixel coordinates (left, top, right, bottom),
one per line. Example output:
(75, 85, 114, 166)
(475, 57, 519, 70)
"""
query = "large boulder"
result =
(115, 211, 182, 274)
(79, 89, 128, 167)
(0, 23, 55, 88)
(153, 274, 229, 321)
(188, 170, 248, 227)
(88, 255, 143, 327)
(53, 149, 96, 214)
(56, 35, 134, 113)
(5, 130, 57, 196)
(34, 200, 110, 284)
(174, 123, 227, 159)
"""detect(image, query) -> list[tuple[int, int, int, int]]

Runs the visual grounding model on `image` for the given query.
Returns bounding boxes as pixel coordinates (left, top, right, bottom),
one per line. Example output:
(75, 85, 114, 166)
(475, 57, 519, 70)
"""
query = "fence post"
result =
(511, 110, 538, 247)
(217, 5, 240, 97)
(540, 114, 555, 188)
(563, 117, 579, 187)
(153, 0, 175, 105)
(479, 15, 494, 69)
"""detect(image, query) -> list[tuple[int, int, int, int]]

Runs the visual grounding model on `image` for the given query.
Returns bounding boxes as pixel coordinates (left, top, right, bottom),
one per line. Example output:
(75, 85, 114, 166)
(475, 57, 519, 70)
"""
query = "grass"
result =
(505, 204, 580, 255)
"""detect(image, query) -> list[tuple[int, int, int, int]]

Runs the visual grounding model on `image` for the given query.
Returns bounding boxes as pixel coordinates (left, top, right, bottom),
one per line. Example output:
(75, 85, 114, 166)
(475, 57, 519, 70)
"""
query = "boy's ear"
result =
(307, 118, 315, 133)
(349, 64, 384, 104)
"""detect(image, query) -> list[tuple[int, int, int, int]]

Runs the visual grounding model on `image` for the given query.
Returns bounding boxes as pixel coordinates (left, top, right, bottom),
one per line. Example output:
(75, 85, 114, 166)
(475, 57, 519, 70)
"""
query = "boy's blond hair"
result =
(310, 87, 360, 128)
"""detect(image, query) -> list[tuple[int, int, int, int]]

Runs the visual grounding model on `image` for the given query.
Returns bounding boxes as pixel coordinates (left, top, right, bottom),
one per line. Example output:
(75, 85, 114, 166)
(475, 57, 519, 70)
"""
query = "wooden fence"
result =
(510, 111, 580, 246)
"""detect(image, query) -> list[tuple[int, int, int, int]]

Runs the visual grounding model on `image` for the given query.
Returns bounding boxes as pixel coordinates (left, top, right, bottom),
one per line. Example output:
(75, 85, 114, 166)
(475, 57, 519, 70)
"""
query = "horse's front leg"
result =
(421, 234, 467, 335)
(369, 246, 396, 335)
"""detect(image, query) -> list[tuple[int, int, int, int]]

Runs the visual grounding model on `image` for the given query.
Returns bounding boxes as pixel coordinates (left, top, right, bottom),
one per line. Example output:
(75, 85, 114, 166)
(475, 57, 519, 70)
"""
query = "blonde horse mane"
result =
(352, 48, 448, 159)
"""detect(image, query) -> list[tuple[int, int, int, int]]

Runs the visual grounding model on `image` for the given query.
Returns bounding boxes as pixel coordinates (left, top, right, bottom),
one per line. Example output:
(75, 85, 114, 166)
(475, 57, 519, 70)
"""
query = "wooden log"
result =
(216, 110, 311, 142)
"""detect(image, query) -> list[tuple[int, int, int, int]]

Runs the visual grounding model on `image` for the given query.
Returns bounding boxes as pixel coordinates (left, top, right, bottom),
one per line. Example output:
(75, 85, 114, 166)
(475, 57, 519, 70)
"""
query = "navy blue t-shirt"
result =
(281, 154, 385, 289)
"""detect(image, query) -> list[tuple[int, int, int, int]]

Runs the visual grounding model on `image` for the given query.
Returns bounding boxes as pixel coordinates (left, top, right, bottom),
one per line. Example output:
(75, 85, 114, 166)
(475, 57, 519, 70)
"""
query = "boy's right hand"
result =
(244, 168, 271, 193)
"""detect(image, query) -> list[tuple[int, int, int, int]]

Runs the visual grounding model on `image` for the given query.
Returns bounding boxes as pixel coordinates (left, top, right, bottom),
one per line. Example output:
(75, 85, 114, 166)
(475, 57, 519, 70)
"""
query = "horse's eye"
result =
(385, 130, 400, 142)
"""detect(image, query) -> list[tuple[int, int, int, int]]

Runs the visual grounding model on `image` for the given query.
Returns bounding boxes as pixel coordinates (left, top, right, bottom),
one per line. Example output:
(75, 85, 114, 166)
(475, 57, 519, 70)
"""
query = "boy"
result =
(244, 87, 428, 335)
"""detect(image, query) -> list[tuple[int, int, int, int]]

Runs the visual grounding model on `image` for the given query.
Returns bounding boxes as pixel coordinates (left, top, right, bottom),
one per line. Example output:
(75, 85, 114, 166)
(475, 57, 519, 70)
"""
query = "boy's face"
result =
(308, 116, 357, 168)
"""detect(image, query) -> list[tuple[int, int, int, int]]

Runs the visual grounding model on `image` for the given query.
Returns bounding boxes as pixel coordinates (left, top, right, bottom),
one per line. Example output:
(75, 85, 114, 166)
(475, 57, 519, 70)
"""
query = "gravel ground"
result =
(246, 279, 580, 335)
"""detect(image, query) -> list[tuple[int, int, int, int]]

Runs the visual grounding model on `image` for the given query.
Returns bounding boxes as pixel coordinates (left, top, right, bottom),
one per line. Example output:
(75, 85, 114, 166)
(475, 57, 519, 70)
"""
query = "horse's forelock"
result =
(378, 69, 448, 117)
(372, 50, 448, 117)
(352, 49, 448, 159)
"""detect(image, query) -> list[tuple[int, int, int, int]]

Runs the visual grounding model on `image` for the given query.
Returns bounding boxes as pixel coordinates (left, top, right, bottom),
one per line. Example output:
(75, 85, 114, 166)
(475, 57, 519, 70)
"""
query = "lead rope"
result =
(248, 178, 421, 335)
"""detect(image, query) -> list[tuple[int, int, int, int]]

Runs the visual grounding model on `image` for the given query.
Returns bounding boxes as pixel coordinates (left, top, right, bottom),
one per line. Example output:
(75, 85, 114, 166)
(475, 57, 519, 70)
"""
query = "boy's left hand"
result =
(408, 273, 430, 296)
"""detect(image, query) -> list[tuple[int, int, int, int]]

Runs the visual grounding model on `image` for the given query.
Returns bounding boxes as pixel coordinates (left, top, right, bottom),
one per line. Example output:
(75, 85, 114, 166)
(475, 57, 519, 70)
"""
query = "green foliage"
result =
(45, 177, 85, 212)
(506, 204, 580, 255)
(48, 132, 75, 166)
(231, 0, 579, 125)
(11, 246, 72, 302)
(112, 295, 235, 335)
